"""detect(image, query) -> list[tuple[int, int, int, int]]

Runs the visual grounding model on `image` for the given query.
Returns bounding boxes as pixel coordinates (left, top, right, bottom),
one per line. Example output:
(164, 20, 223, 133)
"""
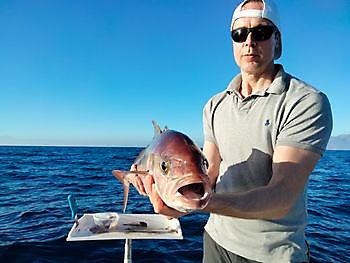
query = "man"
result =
(128, 0, 333, 262)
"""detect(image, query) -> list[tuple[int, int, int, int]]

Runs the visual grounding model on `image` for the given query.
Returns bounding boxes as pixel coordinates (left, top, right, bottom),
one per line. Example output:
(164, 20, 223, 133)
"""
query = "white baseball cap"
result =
(231, 0, 281, 31)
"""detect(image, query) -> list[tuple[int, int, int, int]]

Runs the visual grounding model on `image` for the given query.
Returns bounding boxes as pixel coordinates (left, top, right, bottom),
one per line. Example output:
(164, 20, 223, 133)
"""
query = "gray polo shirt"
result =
(203, 65, 332, 262)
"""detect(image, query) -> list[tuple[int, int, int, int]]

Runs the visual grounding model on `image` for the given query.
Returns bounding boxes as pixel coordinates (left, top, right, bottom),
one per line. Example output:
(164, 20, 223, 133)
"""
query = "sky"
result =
(0, 0, 349, 147)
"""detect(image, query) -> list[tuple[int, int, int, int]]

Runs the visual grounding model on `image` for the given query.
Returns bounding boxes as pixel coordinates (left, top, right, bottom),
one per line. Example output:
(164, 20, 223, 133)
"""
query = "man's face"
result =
(232, 16, 277, 75)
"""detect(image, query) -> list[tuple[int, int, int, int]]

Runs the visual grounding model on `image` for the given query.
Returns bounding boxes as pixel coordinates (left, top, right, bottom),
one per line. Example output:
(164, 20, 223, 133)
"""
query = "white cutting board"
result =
(66, 212, 183, 241)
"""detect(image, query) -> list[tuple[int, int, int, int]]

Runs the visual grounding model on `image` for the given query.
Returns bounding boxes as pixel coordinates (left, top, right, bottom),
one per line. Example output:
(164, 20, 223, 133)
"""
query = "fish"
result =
(112, 121, 212, 213)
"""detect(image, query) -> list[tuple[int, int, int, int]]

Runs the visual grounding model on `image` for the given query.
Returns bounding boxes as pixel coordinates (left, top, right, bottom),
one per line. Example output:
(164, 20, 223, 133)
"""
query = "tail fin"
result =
(112, 170, 130, 213)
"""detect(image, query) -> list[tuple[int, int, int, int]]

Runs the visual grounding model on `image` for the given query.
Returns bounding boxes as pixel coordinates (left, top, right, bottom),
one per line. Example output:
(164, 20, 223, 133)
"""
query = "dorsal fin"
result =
(152, 120, 162, 135)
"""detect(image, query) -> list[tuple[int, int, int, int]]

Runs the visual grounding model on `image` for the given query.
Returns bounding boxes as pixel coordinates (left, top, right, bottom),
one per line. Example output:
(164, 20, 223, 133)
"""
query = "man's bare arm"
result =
(202, 146, 321, 220)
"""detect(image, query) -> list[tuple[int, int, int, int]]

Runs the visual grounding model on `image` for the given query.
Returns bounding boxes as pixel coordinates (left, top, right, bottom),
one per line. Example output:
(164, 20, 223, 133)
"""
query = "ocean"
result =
(0, 146, 349, 262)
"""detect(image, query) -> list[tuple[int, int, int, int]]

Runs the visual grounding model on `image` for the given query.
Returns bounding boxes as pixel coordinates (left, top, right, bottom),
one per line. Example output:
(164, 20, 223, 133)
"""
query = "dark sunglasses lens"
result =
(231, 26, 275, 42)
(252, 26, 275, 41)
(231, 28, 248, 43)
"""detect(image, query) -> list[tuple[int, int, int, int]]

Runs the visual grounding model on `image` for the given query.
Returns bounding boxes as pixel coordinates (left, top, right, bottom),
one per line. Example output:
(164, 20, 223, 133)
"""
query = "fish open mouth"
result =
(177, 183, 205, 199)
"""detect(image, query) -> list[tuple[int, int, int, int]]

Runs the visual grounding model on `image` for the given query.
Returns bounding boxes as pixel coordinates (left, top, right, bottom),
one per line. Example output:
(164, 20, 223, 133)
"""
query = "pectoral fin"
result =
(112, 170, 149, 213)
(112, 170, 130, 213)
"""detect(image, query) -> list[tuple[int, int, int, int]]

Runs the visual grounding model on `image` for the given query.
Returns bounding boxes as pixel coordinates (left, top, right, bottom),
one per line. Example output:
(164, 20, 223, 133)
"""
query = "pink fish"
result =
(112, 121, 212, 213)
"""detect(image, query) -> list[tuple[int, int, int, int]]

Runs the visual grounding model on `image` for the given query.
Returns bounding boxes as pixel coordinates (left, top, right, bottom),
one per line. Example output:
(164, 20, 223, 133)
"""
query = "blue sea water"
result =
(0, 146, 349, 263)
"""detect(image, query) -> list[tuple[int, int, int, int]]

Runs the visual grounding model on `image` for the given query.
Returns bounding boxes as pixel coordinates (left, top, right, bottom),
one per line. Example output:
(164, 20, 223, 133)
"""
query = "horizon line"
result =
(0, 144, 145, 148)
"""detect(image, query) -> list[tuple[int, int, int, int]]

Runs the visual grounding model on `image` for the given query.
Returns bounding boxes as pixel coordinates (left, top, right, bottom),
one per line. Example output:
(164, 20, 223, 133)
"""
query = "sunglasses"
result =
(231, 25, 276, 43)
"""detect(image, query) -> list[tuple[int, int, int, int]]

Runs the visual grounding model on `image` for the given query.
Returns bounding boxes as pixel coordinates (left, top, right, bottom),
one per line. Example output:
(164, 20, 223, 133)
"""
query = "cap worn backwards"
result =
(231, 0, 281, 32)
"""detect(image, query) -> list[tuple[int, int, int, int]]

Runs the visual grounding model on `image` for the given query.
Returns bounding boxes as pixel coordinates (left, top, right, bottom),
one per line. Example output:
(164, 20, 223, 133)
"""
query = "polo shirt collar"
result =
(226, 64, 288, 97)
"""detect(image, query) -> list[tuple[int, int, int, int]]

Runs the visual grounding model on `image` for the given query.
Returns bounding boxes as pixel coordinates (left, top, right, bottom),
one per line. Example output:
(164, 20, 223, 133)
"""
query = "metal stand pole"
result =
(124, 238, 132, 263)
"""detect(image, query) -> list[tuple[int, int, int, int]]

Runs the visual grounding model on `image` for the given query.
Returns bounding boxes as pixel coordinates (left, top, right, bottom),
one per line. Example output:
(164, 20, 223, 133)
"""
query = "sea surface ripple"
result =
(0, 146, 349, 262)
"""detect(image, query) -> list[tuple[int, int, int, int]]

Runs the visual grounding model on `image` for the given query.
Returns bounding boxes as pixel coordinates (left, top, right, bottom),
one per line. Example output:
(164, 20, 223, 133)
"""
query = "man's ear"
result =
(274, 31, 282, 59)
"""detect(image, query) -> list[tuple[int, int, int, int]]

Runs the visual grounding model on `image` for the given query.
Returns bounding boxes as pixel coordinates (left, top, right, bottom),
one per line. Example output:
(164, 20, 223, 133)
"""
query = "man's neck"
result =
(240, 64, 278, 98)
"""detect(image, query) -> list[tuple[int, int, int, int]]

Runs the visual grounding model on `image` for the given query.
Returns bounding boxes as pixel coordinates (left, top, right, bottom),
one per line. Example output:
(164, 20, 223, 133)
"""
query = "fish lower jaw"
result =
(173, 191, 211, 210)
(174, 190, 203, 201)
(169, 182, 212, 211)
(171, 198, 210, 213)
(174, 190, 210, 201)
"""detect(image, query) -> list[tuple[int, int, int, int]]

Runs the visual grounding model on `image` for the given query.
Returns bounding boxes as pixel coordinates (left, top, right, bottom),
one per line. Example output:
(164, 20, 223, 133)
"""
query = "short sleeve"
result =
(276, 92, 333, 155)
(203, 99, 217, 144)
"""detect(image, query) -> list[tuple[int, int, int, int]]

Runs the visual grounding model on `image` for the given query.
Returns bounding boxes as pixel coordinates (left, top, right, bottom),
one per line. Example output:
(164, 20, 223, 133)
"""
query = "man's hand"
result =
(126, 164, 147, 196)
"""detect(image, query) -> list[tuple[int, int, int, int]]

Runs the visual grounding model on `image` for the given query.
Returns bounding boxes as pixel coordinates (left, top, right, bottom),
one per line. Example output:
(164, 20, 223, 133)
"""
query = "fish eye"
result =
(160, 160, 169, 174)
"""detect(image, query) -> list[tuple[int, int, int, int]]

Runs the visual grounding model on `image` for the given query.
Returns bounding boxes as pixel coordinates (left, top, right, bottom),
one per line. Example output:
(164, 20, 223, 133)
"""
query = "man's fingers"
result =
(135, 176, 147, 196)
(143, 175, 155, 196)
(127, 173, 146, 196)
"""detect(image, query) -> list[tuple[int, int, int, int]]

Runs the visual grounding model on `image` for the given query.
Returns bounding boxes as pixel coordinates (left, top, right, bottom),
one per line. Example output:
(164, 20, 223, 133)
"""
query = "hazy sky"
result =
(0, 0, 349, 146)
